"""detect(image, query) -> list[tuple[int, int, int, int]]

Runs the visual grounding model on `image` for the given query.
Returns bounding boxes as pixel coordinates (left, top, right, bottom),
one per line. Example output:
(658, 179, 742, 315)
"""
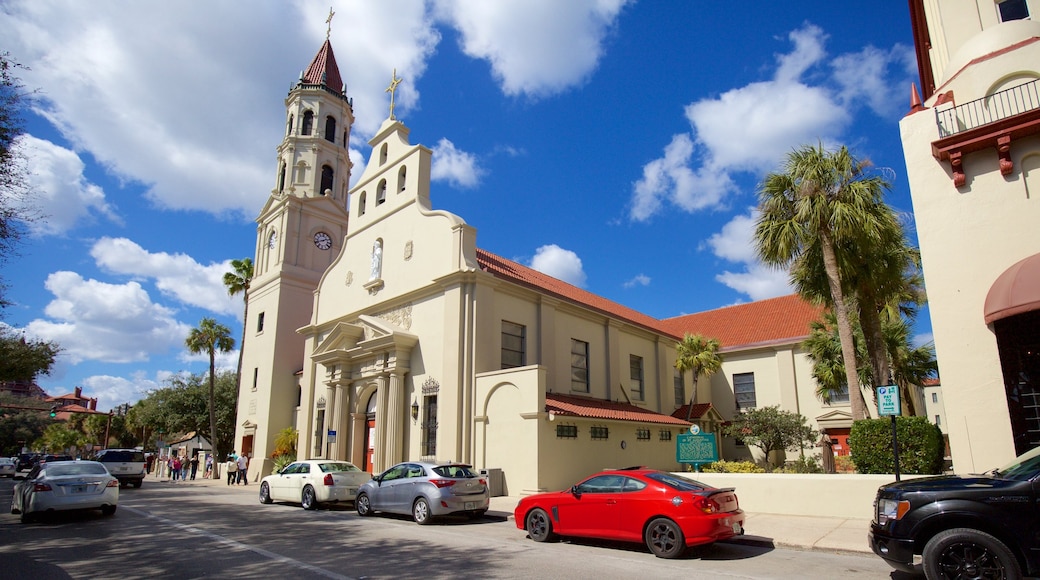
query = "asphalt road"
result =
(0, 476, 909, 579)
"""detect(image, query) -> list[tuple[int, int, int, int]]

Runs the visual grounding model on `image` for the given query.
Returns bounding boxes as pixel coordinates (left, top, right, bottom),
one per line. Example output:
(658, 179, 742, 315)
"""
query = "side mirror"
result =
(571, 485, 581, 498)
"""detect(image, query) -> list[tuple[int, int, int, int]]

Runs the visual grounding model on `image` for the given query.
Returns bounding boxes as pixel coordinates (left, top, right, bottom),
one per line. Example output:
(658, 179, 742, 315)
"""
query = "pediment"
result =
(815, 408, 853, 430)
(311, 314, 418, 363)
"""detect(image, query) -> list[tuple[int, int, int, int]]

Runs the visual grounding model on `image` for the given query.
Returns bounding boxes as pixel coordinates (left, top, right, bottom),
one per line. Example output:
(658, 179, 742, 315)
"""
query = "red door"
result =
(364, 418, 376, 473)
(829, 429, 851, 456)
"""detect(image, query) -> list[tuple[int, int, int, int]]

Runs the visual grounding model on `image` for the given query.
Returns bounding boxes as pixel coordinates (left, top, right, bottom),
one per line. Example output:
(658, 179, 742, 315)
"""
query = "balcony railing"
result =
(936, 79, 1040, 137)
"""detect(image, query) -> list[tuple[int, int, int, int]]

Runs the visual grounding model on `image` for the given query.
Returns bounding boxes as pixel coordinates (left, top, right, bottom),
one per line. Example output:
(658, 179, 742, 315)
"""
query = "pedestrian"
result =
(204, 454, 213, 478)
(190, 454, 199, 480)
(237, 453, 249, 485)
(180, 454, 189, 481)
(172, 456, 182, 482)
(226, 454, 238, 485)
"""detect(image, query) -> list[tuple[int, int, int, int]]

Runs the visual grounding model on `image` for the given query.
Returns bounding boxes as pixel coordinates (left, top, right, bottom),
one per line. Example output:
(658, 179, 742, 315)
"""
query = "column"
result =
(385, 371, 405, 466)
(375, 376, 389, 472)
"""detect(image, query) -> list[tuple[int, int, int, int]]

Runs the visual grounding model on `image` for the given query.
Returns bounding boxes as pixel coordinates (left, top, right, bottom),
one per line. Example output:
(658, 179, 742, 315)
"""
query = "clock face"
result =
(314, 232, 333, 250)
(267, 231, 277, 249)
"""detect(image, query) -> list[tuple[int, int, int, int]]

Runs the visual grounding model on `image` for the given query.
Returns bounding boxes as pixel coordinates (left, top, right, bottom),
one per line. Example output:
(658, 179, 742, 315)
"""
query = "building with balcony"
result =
(902, 0, 1040, 470)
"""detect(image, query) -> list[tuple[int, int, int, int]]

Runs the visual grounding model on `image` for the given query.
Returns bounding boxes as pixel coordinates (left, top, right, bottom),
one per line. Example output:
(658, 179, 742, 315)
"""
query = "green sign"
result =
(877, 385, 901, 416)
(676, 432, 718, 465)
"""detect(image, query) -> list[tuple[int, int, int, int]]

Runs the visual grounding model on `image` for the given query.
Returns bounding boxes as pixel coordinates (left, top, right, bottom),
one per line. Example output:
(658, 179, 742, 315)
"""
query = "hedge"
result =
(848, 416, 944, 474)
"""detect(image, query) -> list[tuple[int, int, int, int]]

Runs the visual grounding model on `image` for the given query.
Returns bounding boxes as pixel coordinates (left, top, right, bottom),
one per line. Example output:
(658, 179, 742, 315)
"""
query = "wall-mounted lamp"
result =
(411, 399, 419, 421)
(548, 410, 556, 422)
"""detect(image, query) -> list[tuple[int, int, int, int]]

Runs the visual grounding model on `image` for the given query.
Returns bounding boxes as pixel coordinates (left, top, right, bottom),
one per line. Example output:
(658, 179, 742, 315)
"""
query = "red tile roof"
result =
(670, 403, 715, 421)
(546, 393, 691, 426)
(476, 249, 681, 339)
(303, 39, 344, 93)
(660, 294, 825, 350)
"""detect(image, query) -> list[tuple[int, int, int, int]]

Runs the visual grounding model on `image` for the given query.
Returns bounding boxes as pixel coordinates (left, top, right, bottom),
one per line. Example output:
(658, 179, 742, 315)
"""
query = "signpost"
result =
(676, 424, 718, 472)
(877, 385, 902, 481)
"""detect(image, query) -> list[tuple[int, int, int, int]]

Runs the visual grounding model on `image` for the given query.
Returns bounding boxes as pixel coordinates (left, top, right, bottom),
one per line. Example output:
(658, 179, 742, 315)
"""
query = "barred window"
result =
(629, 355, 644, 400)
(659, 430, 672, 441)
(571, 339, 589, 392)
(734, 372, 756, 410)
(556, 425, 578, 439)
(501, 321, 526, 369)
(590, 426, 609, 440)
(673, 367, 685, 407)
(636, 428, 650, 441)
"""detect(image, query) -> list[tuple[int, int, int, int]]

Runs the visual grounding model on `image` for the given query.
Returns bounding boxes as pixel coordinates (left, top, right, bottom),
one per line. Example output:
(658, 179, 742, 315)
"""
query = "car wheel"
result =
(412, 497, 432, 525)
(923, 528, 1022, 580)
(356, 493, 372, 516)
(526, 508, 556, 543)
(133, 480, 142, 489)
(101, 505, 116, 516)
(302, 485, 318, 510)
(259, 482, 273, 504)
(19, 511, 34, 524)
(645, 517, 686, 559)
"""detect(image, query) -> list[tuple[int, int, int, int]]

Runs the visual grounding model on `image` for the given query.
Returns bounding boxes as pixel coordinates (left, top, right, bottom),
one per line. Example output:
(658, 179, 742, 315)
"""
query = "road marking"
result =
(121, 505, 355, 580)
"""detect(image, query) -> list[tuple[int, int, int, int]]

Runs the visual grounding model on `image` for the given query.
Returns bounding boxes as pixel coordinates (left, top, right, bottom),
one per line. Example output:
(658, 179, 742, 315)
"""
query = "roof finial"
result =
(325, 6, 335, 41)
(386, 68, 402, 120)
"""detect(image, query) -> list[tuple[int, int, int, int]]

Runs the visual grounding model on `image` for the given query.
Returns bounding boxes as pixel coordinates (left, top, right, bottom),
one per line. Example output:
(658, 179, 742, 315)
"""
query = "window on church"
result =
(320, 165, 333, 195)
(501, 321, 526, 369)
(590, 426, 609, 440)
(324, 116, 336, 142)
(571, 339, 589, 392)
(359, 192, 367, 216)
(734, 372, 757, 410)
(380, 143, 388, 165)
(422, 395, 438, 456)
(278, 164, 286, 192)
(376, 180, 387, 205)
(998, 0, 1029, 21)
(252, 368, 258, 392)
(257, 312, 265, 333)
(829, 384, 850, 404)
(398, 166, 407, 192)
(302, 111, 314, 136)
(629, 355, 644, 400)
(342, 130, 348, 147)
(286, 114, 294, 136)
(313, 410, 325, 457)
(674, 368, 685, 407)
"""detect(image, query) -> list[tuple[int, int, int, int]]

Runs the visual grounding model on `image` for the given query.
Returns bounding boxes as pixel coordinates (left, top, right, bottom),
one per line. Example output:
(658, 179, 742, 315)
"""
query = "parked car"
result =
(11, 460, 119, 523)
(869, 445, 1040, 579)
(94, 448, 146, 488)
(356, 461, 489, 524)
(37, 454, 73, 467)
(514, 467, 745, 559)
(0, 458, 16, 478)
(17, 453, 39, 471)
(259, 459, 371, 510)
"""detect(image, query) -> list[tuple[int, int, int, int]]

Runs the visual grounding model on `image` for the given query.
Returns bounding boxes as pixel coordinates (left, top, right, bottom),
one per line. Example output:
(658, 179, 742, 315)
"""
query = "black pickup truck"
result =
(868, 446, 1040, 579)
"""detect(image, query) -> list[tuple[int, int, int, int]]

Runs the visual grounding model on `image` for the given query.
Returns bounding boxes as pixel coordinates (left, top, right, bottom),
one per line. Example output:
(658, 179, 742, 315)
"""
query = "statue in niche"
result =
(370, 239, 383, 280)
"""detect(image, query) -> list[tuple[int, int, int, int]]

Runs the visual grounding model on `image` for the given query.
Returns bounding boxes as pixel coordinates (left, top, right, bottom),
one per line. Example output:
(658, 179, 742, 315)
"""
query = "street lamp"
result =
(411, 399, 419, 421)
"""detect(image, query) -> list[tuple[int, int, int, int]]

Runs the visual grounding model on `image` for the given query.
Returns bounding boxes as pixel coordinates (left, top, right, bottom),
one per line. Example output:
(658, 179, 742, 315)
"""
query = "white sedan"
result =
(11, 460, 119, 523)
(0, 458, 16, 477)
(259, 460, 371, 510)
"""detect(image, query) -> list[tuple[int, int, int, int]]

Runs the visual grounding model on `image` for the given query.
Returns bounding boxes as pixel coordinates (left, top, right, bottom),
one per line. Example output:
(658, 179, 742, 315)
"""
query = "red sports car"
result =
(514, 467, 745, 558)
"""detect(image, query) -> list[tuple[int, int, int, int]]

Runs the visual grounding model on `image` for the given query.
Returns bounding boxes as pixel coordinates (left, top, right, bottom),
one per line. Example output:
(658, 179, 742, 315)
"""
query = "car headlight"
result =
(876, 499, 910, 525)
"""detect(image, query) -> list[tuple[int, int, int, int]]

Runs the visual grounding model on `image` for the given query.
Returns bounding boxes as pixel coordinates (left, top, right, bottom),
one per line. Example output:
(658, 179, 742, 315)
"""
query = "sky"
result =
(1, 0, 927, 411)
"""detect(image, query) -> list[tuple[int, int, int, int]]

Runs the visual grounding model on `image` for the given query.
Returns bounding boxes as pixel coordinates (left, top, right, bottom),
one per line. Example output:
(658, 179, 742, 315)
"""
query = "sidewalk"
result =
(148, 474, 871, 555)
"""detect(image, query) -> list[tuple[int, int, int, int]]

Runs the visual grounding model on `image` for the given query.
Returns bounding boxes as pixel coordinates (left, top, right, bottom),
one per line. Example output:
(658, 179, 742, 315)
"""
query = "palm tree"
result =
(674, 333, 723, 422)
(223, 258, 253, 394)
(185, 317, 234, 478)
(756, 144, 892, 420)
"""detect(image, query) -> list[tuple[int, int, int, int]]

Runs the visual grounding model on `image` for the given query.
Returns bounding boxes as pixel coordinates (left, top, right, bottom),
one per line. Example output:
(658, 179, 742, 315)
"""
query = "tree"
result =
(185, 318, 234, 477)
(222, 257, 253, 394)
(674, 333, 723, 421)
(0, 326, 60, 383)
(722, 405, 819, 470)
(133, 371, 239, 456)
(756, 144, 894, 420)
(0, 53, 42, 311)
(35, 422, 85, 454)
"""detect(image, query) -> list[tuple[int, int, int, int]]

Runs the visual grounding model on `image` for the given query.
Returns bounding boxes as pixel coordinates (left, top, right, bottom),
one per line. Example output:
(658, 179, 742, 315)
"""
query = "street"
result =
(0, 476, 910, 579)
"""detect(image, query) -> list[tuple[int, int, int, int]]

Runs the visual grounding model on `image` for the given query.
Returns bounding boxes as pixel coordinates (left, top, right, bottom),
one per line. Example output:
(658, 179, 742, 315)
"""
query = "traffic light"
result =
(49, 405, 58, 418)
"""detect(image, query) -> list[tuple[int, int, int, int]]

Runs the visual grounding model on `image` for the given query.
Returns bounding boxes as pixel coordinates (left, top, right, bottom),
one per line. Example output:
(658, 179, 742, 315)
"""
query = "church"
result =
(232, 36, 845, 494)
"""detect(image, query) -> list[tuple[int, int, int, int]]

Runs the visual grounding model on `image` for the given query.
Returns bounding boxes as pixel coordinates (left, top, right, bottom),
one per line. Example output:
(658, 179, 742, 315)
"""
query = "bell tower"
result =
(234, 26, 353, 476)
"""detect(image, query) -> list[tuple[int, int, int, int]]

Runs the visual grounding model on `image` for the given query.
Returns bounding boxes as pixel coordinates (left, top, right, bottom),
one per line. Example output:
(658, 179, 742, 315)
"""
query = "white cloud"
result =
(528, 244, 587, 288)
(705, 209, 758, 263)
(623, 274, 651, 289)
(431, 138, 484, 188)
(17, 135, 119, 235)
(25, 272, 192, 364)
(630, 22, 909, 223)
(706, 208, 793, 301)
(715, 263, 792, 302)
(90, 237, 240, 317)
(80, 372, 160, 411)
(432, 0, 632, 97)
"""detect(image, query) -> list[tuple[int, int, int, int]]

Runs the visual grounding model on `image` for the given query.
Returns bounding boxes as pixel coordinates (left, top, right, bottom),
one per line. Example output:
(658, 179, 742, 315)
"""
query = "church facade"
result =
(234, 38, 848, 494)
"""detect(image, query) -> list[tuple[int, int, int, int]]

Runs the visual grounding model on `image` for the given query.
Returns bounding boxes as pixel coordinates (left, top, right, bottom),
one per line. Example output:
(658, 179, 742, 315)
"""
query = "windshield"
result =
(47, 463, 109, 477)
(319, 462, 362, 473)
(994, 445, 1040, 481)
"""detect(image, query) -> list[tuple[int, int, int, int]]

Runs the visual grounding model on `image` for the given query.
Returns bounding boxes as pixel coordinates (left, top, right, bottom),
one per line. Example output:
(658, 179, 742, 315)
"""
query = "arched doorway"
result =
(363, 392, 377, 473)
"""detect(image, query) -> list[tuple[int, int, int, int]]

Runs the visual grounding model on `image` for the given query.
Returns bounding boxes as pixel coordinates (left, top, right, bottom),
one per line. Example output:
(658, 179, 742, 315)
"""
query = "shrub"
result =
(722, 405, 818, 470)
(271, 453, 295, 473)
(834, 455, 856, 473)
(699, 460, 765, 473)
(848, 417, 944, 474)
(775, 455, 824, 473)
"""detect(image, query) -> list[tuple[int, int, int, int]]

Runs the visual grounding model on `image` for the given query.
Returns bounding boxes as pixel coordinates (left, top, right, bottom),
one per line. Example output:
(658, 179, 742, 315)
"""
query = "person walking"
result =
(204, 454, 213, 478)
(171, 456, 182, 482)
(226, 454, 238, 485)
(237, 453, 249, 485)
(190, 454, 199, 480)
(180, 454, 189, 481)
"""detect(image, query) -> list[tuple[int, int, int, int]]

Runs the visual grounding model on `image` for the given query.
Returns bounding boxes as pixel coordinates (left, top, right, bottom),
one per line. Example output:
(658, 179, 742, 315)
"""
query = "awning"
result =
(984, 252, 1040, 324)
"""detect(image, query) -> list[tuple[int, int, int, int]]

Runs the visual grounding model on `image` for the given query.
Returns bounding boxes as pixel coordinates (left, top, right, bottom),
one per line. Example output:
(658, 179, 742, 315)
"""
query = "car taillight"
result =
(323, 474, 334, 486)
(431, 479, 456, 488)
(106, 479, 119, 488)
(690, 495, 721, 514)
(33, 483, 52, 492)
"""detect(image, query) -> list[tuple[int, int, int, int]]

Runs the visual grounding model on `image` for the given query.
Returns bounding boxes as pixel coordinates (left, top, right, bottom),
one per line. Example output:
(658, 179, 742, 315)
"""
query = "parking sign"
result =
(877, 385, 900, 416)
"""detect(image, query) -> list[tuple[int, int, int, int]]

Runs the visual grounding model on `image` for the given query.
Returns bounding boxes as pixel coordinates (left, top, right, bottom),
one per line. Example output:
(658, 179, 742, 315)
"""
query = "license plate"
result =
(465, 502, 476, 510)
(72, 485, 87, 494)
(346, 489, 356, 497)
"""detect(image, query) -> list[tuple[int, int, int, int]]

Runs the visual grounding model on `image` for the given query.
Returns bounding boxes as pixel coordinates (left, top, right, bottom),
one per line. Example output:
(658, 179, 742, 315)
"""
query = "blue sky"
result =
(1, 1, 926, 410)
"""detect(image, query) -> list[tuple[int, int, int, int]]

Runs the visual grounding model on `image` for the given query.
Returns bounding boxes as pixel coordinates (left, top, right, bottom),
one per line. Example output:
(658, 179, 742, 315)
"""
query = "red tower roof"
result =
(302, 39, 344, 93)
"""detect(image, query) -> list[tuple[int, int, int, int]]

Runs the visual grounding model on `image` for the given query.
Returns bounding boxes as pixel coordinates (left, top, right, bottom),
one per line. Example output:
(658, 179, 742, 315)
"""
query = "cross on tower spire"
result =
(325, 6, 335, 40)
(386, 68, 402, 120)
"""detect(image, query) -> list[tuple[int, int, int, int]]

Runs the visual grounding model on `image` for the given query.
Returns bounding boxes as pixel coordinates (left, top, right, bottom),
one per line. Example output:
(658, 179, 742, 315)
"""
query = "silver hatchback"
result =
(356, 462, 490, 524)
